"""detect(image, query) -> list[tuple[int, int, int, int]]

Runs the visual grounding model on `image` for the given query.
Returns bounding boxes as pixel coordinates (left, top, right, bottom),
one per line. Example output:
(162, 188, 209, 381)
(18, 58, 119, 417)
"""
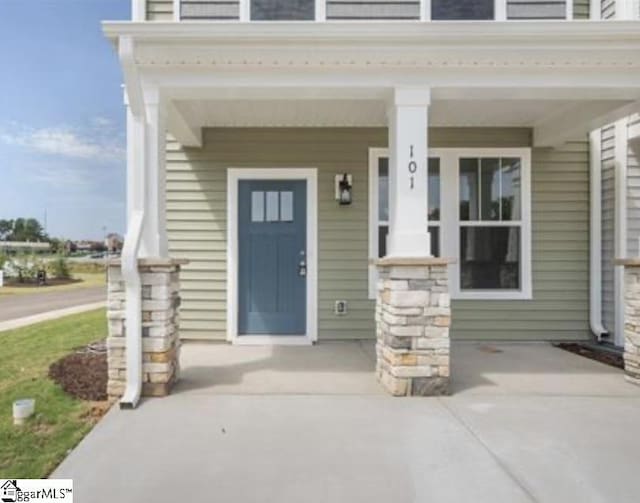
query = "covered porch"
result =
(102, 20, 640, 406)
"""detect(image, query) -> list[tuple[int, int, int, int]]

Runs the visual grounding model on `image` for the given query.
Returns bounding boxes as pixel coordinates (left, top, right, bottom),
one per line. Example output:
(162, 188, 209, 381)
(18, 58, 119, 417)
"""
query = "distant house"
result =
(105, 233, 124, 253)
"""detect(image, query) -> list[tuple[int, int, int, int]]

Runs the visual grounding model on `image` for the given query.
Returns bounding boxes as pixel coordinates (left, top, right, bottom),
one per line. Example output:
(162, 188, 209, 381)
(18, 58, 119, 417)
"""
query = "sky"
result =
(0, 0, 130, 240)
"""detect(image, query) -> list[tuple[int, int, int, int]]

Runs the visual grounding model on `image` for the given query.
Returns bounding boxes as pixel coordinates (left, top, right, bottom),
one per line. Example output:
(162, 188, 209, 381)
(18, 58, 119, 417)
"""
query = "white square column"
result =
(143, 92, 168, 258)
(125, 89, 168, 259)
(386, 88, 431, 258)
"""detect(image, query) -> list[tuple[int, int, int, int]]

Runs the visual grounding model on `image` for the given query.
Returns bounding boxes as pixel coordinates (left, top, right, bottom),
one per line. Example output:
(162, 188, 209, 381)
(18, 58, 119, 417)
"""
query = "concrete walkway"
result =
(53, 342, 640, 503)
(0, 286, 105, 331)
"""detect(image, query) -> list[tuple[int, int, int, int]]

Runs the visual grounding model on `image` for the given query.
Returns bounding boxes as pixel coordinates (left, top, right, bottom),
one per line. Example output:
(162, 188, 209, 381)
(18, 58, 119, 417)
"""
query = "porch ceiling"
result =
(168, 94, 636, 147)
(171, 97, 630, 129)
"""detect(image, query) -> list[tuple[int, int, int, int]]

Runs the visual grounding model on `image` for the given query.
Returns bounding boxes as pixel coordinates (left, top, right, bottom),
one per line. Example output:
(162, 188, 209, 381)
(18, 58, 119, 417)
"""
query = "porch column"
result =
(106, 91, 182, 402)
(141, 90, 168, 258)
(615, 259, 640, 385)
(386, 87, 431, 258)
(375, 88, 452, 397)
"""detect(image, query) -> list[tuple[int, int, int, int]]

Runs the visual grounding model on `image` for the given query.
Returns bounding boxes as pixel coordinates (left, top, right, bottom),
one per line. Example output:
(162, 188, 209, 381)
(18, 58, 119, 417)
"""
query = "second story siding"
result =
(144, 0, 592, 21)
(181, 0, 240, 20)
(507, 0, 567, 20)
(147, 0, 174, 20)
(326, 0, 420, 20)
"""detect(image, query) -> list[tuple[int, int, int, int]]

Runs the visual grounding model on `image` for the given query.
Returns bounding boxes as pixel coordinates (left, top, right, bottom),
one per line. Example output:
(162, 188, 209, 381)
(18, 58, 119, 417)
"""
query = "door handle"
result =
(298, 260, 307, 277)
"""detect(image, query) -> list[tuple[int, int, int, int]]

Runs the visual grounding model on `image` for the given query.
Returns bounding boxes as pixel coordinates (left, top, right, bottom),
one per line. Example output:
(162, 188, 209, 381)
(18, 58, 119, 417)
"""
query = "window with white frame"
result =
(368, 148, 531, 300)
(458, 156, 523, 291)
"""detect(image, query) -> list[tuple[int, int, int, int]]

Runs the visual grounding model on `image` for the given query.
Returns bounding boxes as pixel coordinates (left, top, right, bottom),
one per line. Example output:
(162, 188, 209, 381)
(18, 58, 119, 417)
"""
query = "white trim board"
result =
(226, 168, 318, 345)
(369, 147, 532, 301)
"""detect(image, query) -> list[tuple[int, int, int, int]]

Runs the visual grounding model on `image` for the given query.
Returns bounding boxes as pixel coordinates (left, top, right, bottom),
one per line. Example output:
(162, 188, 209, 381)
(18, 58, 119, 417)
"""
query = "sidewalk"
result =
(0, 286, 106, 331)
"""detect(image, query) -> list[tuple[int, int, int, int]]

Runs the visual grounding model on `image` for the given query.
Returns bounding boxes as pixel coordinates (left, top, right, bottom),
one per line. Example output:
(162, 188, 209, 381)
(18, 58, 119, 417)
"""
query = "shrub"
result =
(49, 254, 72, 279)
(12, 253, 39, 282)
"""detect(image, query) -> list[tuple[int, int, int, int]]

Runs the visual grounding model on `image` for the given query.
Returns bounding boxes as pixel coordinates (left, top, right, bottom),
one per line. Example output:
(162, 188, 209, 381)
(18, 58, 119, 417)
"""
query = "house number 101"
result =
(408, 144, 417, 190)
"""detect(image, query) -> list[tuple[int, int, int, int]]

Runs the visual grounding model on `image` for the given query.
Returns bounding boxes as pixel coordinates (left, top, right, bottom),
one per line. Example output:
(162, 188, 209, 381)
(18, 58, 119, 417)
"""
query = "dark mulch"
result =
(49, 342, 108, 401)
(554, 342, 624, 369)
(6, 277, 81, 288)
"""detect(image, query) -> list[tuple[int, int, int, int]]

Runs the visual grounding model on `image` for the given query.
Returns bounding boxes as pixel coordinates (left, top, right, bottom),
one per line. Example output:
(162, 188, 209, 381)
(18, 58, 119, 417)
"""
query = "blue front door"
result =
(238, 180, 307, 335)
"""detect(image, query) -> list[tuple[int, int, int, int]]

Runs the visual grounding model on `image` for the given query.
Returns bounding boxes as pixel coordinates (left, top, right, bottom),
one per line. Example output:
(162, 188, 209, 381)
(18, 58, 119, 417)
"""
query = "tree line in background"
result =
(0, 218, 48, 242)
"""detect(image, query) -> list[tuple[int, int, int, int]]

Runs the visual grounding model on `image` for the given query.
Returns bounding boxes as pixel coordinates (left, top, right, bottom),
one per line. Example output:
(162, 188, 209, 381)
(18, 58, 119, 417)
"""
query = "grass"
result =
(0, 309, 108, 478)
(0, 272, 105, 297)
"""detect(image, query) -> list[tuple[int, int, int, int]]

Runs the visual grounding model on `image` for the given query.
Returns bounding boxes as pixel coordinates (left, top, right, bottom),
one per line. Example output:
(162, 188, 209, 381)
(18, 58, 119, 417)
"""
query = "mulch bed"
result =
(49, 342, 108, 401)
(5, 278, 81, 288)
(554, 342, 624, 369)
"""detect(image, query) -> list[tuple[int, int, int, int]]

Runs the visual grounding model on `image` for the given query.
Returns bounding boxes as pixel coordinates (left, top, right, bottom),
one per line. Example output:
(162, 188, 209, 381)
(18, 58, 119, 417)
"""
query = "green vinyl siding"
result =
(166, 127, 589, 342)
(167, 128, 386, 340)
(452, 140, 590, 340)
(147, 0, 174, 20)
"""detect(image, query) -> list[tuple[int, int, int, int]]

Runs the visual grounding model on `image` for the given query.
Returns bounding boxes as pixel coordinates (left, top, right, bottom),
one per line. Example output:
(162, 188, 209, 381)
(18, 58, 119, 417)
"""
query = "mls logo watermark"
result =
(1, 480, 73, 502)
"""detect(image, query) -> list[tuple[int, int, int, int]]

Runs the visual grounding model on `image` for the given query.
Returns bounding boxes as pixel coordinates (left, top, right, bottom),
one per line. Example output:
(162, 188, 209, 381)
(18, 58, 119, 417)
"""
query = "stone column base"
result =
(616, 259, 640, 385)
(376, 257, 453, 396)
(106, 258, 186, 401)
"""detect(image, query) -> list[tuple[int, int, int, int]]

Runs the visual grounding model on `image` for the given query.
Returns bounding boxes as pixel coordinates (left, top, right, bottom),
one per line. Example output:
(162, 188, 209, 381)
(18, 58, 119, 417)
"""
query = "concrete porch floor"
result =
(53, 341, 640, 502)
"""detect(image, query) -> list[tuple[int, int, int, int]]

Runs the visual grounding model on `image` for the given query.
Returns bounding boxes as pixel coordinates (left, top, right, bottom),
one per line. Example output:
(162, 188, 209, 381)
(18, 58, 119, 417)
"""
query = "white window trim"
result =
(227, 168, 318, 345)
(368, 147, 532, 301)
(173, 0, 181, 21)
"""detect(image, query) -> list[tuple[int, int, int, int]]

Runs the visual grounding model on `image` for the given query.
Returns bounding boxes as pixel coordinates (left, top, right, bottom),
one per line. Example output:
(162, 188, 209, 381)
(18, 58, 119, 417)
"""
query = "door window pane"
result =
(459, 158, 479, 221)
(280, 191, 293, 222)
(432, 0, 494, 20)
(501, 158, 521, 221)
(480, 158, 500, 221)
(251, 191, 264, 222)
(251, 0, 315, 20)
(266, 191, 279, 222)
(460, 227, 520, 290)
(428, 158, 440, 221)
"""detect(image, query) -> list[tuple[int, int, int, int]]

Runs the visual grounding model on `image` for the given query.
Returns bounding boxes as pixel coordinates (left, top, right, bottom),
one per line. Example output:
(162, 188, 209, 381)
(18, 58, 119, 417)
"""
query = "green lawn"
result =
(0, 272, 106, 297)
(0, 309, 108, 478)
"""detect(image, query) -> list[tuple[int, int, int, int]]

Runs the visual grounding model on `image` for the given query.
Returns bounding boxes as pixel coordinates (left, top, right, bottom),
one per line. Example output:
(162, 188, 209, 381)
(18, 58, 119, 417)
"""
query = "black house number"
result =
(408, 144, 417, 190)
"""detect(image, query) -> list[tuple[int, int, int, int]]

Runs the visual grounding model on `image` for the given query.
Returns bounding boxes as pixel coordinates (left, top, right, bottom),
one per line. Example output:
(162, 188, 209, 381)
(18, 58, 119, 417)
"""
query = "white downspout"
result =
(589, 130, 608, 341)
(118, 36, 147, 409)
(120, 212, 144, 408)
(614, 119, 629, 347)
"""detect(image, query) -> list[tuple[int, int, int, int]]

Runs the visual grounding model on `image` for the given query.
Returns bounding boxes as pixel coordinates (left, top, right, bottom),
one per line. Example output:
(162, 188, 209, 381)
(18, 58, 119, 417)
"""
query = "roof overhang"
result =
(102, 21, 640, 146)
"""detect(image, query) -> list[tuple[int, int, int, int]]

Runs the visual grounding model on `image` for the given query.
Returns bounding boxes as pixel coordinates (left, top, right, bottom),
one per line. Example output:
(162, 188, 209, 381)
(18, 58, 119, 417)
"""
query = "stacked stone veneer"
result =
(619, 260, 640, 385)
(376, 258, 452, 396)
(107, 259, 186, 401)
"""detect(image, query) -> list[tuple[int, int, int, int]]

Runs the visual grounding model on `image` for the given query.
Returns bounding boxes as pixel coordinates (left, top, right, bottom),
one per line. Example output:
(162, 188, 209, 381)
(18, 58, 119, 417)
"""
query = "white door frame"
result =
(226, 168, 318, 345)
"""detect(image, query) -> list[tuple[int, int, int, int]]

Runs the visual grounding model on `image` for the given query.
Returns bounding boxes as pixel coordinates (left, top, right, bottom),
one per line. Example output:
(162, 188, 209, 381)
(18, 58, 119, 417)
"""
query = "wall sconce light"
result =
(335, 174, 353, 205)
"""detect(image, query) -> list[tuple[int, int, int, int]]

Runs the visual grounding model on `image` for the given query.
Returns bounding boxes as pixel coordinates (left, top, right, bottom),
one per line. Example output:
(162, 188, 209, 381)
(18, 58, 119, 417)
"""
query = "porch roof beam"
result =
(167, 101, 202, 148)
(534, 100, 640, 147)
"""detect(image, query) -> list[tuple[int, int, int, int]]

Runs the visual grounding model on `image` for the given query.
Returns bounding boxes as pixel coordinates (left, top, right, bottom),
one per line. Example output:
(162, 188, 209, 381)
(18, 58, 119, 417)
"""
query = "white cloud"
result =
(91, 116, 113, 128)
(0, 124, 124, 163)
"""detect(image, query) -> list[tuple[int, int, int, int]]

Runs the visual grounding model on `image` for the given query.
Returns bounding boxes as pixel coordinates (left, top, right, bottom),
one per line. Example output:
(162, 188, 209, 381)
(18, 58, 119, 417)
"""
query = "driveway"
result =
(0, 286, 105, 323)
(53, 342, 640, 503)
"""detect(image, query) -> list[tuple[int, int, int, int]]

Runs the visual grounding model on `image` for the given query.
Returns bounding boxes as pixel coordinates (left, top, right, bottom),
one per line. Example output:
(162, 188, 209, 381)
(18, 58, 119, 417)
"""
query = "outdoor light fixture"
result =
(335, 173, 353, 205)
